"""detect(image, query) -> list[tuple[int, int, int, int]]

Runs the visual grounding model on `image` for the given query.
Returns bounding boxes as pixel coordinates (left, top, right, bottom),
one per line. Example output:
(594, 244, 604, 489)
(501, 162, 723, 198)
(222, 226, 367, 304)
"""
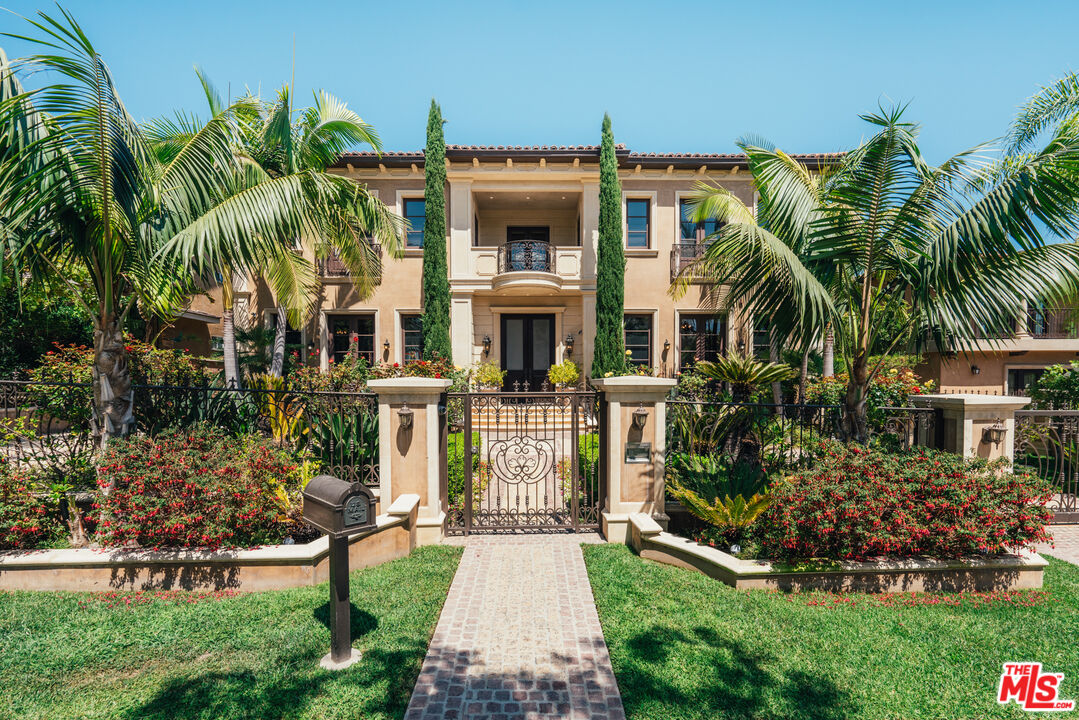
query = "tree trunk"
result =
(221, 279, 241, 388)
(842, 352, 870, 443)
(798, 348, 810, 404)
(269, 307, 286, 378)
(769, 330, 782, 407)
(822, 324, 835, 377)
(91, 314, 134, 449)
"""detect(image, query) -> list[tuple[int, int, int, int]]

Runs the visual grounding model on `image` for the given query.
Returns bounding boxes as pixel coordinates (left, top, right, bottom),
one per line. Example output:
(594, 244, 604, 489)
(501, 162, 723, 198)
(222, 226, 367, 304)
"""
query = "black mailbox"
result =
(302, 475, 377, 538)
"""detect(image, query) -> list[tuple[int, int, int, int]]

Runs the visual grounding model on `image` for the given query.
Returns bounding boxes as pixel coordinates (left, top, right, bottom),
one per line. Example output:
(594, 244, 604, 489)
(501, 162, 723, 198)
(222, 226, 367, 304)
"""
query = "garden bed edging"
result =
(0, 494, 421, 593)
(627, 513, 1048, 592)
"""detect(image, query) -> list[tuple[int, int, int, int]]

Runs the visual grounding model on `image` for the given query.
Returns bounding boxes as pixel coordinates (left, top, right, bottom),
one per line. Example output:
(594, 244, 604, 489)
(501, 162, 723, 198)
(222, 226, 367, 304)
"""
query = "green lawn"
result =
(0, 545, 462, 720)
(584, 544, 1079, 720)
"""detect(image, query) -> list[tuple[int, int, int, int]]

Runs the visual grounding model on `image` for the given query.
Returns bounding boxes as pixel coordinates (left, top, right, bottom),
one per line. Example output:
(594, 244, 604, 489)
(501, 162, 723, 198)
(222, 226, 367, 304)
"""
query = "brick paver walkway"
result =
(1039, 524, 1079, 565)
(404, 533, 624, 720)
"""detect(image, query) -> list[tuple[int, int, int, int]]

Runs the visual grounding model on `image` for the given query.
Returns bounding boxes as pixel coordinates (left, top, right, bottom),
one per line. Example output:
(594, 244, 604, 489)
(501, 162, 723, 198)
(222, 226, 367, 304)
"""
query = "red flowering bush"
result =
(805, 368, 935, 429)
(0, 457, 61, 550)
(95, 425, 299, 548)
(369, 356, 454, 380)
(757, 443, 1053, 561)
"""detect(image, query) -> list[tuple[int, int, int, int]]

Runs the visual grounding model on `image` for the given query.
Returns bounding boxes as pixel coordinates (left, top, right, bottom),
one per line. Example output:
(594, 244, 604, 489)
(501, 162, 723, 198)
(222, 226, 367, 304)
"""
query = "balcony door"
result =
(501, 314, 554, 391)
(505, 226, 551, 272)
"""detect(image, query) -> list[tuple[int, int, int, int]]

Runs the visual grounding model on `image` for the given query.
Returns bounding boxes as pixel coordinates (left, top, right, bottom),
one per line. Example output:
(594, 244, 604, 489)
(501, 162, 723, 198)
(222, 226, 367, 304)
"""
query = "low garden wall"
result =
(0, 494, 420, 593)
(627, 514, 1048, 592)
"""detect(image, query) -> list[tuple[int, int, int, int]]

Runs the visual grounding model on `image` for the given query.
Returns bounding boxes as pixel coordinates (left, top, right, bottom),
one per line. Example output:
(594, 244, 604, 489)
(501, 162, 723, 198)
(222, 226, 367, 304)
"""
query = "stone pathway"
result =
(1038, 524, 1079, 565)
(404, 533, 624, 720)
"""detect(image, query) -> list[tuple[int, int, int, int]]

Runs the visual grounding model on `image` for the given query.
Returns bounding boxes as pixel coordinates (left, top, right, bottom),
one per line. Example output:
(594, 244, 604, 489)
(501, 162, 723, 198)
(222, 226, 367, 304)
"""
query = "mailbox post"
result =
(302, 475, 377, 670)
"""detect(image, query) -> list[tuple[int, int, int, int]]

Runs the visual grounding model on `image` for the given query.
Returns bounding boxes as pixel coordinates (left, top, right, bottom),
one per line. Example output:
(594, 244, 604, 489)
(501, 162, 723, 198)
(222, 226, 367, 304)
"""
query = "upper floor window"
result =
(752, 317, 772, 360)
(402, 314, 424, 361)
(680, 199, 724, 245)
(404, 198, 425, 248)
(626, 199, 650, 248)
(624, 315, 653, 368)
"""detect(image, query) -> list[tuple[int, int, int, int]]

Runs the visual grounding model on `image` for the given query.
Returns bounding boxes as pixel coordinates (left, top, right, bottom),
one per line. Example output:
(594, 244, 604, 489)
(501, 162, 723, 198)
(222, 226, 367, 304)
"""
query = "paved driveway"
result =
(1038, 525, 1079, 565)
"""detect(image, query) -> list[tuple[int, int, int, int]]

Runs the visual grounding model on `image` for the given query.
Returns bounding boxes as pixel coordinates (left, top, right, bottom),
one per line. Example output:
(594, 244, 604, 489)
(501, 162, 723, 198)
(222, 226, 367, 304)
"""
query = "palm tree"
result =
(0, 10, 358, 444)
(674, 105, 1079, 442)
(149, 74, 402, 384)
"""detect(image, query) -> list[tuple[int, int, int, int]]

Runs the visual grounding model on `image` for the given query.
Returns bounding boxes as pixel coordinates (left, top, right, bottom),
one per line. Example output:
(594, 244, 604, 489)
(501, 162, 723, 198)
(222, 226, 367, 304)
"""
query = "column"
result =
(367, 377, 453, 545)
(590, 376, 677, 542)
(450, 295, 474, 367)
(912, 393, 1030, 461)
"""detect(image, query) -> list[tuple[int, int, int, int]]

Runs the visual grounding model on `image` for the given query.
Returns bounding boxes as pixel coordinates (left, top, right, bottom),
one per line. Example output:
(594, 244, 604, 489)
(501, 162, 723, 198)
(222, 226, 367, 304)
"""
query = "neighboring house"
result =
(917, 304, 1079, 394)
(169, 144, 840, 386)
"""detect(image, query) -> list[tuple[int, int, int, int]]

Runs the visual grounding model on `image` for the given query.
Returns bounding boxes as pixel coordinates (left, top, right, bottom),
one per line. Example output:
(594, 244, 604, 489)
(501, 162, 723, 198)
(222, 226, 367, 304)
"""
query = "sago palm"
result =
(675, 105, 1079, 441)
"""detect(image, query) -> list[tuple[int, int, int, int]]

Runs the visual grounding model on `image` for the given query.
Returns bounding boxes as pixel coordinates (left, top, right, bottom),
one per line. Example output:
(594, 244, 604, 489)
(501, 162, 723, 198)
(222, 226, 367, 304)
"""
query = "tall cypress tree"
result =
(421, 99, 451, 362)
(592, 113, 625, 377)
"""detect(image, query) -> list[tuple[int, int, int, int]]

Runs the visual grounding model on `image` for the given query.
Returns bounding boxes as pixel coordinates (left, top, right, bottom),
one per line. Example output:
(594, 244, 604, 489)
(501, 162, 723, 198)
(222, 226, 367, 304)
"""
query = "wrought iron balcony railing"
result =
(1027, 306, 1079, 339)
(670, 242, 710, 280)
(317, 244, 382, 277)
(497, 240, 555, 274)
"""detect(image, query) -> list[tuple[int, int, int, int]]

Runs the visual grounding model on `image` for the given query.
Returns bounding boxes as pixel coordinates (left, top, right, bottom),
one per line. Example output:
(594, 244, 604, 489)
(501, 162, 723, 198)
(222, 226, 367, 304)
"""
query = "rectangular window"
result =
(1008, 368, 1045, 394)
(752, 317, 771, 360)
(404, 198, 425, 248)
(679, 314, 726, 369)
(329, 315, 375, 365)
(680, 199, 725, 244)
(402, 314, 424, 362)
(626, 199, 650, 248)
(267, 311, 303, 356)
(624, 315, 653, 367)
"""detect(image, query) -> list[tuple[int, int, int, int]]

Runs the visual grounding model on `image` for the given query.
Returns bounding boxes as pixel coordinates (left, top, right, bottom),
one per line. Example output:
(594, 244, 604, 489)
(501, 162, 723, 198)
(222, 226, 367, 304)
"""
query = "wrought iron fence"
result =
(444, 390, 601, 533)
(873, 406, 939, 451)
(497, 240, 555, 274)
(1014, 410, 1079, 521)
(0, 379, 380, 487)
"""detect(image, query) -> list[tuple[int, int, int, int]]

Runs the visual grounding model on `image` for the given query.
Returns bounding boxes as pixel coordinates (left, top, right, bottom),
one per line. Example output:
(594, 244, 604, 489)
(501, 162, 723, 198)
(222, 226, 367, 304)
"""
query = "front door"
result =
(501, 314, 554, 391)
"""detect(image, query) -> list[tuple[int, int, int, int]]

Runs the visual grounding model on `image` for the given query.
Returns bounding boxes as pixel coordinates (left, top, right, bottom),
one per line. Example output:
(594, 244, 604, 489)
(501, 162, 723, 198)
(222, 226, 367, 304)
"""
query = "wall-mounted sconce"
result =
(983, 418, 1007, 446)
(482, 335, 492, 356)
(383, 338, 390, 353)
(737, 340, 746, 354)
(632, 403, 649, 431)
(565, 334, 575, 356)
(397, 402, 414, 431)
(663, 339, 671, 354)
(971, 364, 981, 375)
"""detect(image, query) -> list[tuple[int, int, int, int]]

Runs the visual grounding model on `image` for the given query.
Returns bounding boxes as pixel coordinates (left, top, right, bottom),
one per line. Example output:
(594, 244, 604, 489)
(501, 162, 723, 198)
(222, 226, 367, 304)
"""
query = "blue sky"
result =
(1, 0, 1076, 162)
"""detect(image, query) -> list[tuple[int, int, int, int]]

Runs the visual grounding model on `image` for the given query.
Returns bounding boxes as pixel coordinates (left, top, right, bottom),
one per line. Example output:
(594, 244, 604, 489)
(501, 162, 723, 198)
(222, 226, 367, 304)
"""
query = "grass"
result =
(0, 545, 462, 720)
(583, 544, 1079, 720)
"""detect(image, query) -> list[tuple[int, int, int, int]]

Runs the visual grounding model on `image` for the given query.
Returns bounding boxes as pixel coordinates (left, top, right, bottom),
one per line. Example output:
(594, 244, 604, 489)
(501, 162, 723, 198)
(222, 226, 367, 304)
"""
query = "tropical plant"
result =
(674, 103, 1079, 441)
(547, 360, 579, 388)
(249, 373, 304, 446)
(1027, 361, 1079, 409)
(421, 100, 451, 362)
(667, 478, 771, 544)
(694, 354, 796, 402)
(592, 113, 625, 377)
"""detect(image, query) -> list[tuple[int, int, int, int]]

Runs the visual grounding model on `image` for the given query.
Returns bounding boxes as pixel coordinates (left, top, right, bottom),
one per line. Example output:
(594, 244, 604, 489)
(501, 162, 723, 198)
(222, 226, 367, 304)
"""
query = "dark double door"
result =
(500, 314, 554, 391)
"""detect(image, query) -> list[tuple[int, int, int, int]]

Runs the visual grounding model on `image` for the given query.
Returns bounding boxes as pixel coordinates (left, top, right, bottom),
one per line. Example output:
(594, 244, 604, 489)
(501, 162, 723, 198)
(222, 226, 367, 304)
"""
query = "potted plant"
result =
(473, 361, 506, 391)
(547, 360, 580, 389)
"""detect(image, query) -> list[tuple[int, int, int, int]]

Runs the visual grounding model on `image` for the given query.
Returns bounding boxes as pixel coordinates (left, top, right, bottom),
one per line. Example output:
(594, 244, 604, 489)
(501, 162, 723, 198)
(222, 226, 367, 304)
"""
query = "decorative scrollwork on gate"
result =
(488, 435, 555, 485)
(1014, 411, 1079, 516)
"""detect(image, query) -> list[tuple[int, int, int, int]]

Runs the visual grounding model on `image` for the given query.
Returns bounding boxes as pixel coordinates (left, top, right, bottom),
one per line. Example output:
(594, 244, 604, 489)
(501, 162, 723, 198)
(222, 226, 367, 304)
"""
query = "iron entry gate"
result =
(445, 391, 603, 533)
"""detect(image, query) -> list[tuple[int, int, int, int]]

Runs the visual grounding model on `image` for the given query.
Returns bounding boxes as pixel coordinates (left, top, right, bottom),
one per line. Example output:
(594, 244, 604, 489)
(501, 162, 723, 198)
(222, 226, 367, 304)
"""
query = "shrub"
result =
(547, 360, 579, 388)
(473, 361, 506, 389)
(447, 431, 482, 507)
(0, 457, 62, 549)
(757, 443, 1053, 561)
(560, 433, 601, 511)
(95, 425, 299, 548)
(805, 368, 934, 428)
(1028, 361, 1079, 409)
(290, 354, 369, 394)
(369, 357, 454, 380)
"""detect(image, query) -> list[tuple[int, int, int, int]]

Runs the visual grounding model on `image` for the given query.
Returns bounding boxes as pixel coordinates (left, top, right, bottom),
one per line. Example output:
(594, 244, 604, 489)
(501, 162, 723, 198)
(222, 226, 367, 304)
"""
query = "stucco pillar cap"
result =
(590, 376, 676, 400)
(911, 393, 1030, 411)
(366, 377, 453, 398)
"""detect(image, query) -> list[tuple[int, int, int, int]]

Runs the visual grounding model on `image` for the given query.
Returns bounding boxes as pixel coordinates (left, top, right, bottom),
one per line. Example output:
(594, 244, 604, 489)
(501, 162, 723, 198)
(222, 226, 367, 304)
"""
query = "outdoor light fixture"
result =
(397, 403, 414, 431)
(632, 403, 649, 431)
(737, 340, 746, 354)
(383, 339, 390, 353)
(971, 364, 981, 375)
(663, 339, 671, 354)
(482, 335, 492, 355)
(729, 543, 741, 555)
(983, 419, 1007, 447)
(565, 334, 575, 356)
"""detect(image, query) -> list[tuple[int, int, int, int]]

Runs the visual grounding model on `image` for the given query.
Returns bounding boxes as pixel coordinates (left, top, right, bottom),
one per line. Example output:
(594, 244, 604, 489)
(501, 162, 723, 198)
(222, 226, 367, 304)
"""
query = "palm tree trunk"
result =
(798, 348, 810, 404)
(822, 324, 835, 377)
(221, 279, 241, 388)
(269, 307, 287, 377)
(843, 352, 870, 443)
(769, 330, 782, 407)
(91, 314, 133, 448)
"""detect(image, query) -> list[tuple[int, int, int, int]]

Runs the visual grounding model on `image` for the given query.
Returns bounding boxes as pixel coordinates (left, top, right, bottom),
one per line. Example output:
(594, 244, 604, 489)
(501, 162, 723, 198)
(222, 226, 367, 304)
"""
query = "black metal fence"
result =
(0, 380, 380, 488)
(1014, 410, 1079, 522)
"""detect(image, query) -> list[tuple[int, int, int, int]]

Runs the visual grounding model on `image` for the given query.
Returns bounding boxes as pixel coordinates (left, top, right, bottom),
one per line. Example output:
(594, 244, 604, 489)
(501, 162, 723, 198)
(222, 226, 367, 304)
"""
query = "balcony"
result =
(670, 242, 710, 281)
(498, 240, 555, 274)
(317, 244, 382, 277)
(1026, 306, 1079, 338)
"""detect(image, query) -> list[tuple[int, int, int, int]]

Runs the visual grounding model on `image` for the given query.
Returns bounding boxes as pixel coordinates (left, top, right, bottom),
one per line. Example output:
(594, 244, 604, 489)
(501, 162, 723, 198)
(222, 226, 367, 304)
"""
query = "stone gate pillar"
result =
(591, 376, 677, 543)
(912, 393, 1030, 461)
(367, 377, 452, 545)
